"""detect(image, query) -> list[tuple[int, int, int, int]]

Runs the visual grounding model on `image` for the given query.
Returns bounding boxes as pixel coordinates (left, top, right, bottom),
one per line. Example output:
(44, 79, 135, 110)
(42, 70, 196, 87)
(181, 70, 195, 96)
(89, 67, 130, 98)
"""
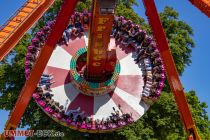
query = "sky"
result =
(0, 0, 209, 139)
(133, 1, 210, 116)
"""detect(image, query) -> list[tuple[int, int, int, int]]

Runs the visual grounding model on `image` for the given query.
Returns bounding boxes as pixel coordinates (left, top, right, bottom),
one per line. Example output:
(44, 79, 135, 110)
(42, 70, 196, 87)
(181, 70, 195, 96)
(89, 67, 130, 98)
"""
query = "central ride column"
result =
(86, 0, 117, 82)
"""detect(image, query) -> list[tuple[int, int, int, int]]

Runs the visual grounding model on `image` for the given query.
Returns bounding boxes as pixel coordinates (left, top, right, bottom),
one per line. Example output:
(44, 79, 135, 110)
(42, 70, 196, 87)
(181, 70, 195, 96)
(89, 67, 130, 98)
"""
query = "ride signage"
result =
(86, 0, 116, 81)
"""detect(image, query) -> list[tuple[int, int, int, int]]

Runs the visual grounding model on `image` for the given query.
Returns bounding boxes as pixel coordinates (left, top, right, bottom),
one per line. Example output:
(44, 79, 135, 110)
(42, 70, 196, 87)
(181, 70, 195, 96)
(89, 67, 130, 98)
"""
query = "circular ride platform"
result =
(25, 15, 165, 133)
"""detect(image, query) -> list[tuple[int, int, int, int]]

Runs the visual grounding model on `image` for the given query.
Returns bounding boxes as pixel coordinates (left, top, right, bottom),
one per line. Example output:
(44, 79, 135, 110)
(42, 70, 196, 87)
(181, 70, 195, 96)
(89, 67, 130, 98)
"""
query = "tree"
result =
(159, 7, 195, 75)
(0, 0, 209, 140)
(117, 91, 210, 140)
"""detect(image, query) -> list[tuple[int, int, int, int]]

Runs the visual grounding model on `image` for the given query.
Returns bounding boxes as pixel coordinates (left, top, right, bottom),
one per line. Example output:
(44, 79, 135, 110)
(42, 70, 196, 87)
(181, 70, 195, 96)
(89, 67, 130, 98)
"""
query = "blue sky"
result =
(133, 1, 210, 117)
(0, 0, 209, 139)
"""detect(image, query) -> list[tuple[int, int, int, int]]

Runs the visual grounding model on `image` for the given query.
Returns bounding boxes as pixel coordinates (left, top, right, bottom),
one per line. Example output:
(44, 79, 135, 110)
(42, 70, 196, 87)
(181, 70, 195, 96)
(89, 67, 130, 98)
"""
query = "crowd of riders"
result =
(112, 16, 165, 99)
(25, 12, 165, 129)
(33, 86, 133, 130)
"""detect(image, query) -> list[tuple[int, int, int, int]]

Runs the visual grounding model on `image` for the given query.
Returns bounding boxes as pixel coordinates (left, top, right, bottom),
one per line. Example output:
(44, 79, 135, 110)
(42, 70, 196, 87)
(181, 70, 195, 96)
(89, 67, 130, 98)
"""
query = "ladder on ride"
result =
(189, 0, 210, 18)
(0, 0, 55, 61)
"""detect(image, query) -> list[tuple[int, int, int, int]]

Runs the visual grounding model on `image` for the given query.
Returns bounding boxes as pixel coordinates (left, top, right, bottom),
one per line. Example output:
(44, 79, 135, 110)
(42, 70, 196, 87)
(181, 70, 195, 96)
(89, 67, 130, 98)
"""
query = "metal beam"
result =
(3, 0, 79, 134)
(142, 0, 201, 139)
(86, 0, 116, 81)
(0, 0, 55, 61)
(189, 0, 210, 18)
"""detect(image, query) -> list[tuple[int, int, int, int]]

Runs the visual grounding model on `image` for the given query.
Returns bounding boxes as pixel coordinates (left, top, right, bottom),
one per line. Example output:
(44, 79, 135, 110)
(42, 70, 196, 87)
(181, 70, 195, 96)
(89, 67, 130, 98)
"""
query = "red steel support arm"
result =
(87, 0, 116, 81)
(189, 0, 210, 18)
(3, 0, 78, 133)
(142, 0, 200, 139)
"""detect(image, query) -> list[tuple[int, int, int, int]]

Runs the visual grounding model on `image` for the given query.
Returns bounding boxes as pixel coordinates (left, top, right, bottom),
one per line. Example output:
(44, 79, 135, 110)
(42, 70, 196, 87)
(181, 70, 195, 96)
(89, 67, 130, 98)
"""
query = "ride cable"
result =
(142, 0, 201, 139)
(0, 0, 55, 61)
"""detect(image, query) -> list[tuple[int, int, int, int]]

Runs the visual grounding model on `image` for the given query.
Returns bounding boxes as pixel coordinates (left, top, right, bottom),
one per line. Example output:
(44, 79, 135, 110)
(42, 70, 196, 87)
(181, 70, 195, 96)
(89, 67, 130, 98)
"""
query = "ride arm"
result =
(0, 0, 55, 61)
(142, 0, 201, 139)
(3, 0, 79, 136)
(189, 0, 210, 18)
(86, 0, 117, 81)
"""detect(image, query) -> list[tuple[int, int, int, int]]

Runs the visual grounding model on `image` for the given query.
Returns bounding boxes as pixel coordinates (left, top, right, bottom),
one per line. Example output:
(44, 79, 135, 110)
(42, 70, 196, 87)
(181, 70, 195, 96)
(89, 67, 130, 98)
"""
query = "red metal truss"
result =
(189, 0, 210, 18)
(0, 0, 55, 61)
(142, 0, 201, 139)
(87, 0, 116, 81)
(4, 0, 79, 132)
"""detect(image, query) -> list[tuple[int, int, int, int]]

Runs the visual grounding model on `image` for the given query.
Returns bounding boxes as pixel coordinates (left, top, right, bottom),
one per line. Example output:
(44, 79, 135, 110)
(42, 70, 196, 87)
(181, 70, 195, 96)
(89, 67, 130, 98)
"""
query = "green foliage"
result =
(0, 1, 209, 140)
(0, 33, 30, 111)
(118, 0, 138, 9)
(117, 92, 186, 140)
(76, 0, 92, 12)
(186, 91, 210, 139)
(159, 7, 195, 75)
(115, 3, 144, 25)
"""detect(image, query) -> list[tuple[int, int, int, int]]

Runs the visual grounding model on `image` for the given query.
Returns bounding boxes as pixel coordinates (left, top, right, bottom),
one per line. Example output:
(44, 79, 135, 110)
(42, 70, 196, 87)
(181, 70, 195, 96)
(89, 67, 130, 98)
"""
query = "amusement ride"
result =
(0, 0, 209, 139)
